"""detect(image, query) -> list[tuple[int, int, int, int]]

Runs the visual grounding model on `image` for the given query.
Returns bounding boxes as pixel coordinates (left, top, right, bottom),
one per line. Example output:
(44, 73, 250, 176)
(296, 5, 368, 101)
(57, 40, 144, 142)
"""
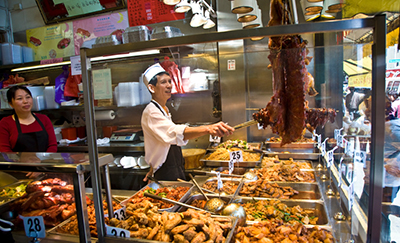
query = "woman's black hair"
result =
(149, 71, 170, 86)
(7, 85, 32, 103)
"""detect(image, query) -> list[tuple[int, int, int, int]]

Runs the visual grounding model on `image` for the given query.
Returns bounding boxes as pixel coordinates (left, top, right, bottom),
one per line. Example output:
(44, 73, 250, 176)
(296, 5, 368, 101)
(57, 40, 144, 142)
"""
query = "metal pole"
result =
(73, 170, 91, 243)
(103, 164, 114, 221)
(367, 14, 386, 243)
(80, 48, 106, 242)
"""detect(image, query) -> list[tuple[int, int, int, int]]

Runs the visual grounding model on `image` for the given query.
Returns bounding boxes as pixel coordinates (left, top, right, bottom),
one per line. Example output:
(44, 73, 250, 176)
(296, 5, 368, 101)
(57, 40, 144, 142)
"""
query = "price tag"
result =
(325, 148, 336, 168)
(343, 139, 348, 153)
(216, 172, 223, 190)
(346, 139, 354, 156)
(320, 138, 328, 156)
(337, 134, 343, 147)
(334, 128, 343, 141)
(354, 150, 367, 168)
(22, 216, 46, 238)
(106, 225, 130, 238)
(346, 163, 353, 182)
(209, 135, 221, 143)
(229, 150, 243, 163)
(348, 182, 355, 211)
(339, 157, 345, 187)
(114, 207, 126, 220)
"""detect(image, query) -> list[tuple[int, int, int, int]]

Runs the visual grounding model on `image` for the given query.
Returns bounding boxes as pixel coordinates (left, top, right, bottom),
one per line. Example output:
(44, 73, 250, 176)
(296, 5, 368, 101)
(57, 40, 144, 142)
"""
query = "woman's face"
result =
(10, 89, 33, 114)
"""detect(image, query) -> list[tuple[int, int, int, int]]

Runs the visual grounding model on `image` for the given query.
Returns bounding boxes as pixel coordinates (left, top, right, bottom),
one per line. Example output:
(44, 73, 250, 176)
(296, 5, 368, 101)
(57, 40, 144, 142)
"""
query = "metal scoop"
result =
(189, 174, 225, 213)
(242, 171, 258, 182)
(143, 192, 213, 213)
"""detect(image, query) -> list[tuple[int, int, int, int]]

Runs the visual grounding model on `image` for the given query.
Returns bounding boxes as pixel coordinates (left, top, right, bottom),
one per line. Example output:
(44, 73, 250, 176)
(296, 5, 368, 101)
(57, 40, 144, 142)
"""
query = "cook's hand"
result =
(143, 166, 153, 183)
(208, 122, 234, 137)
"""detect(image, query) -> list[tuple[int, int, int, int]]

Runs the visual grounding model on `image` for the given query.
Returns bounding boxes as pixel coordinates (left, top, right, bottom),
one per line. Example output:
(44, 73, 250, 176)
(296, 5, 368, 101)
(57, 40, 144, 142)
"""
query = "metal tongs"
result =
(0, 218, 13, 232)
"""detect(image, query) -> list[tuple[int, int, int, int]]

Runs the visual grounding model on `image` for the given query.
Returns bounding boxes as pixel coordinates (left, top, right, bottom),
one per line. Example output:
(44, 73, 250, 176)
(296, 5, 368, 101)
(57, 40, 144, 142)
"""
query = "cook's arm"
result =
(183, 122, 234, 140)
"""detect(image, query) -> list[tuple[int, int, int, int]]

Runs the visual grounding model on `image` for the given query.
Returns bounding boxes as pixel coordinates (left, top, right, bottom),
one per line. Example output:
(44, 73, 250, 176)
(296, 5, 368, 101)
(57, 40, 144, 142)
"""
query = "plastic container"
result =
(61, 127, 77, 140)
(102, 126, 117, 138)
(117, 82, 139, 107)
(151, 26, 183, 40)
(122, 26, 151, 44)
(44, 86, 60, 109)
(22, 46, 34, 63)
(1, 43, 23, 65)
(76, 126, 86, 138)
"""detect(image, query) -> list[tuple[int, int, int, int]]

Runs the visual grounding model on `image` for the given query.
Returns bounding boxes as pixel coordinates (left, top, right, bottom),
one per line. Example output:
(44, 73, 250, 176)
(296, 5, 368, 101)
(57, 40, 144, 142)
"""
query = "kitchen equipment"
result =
(182, 148, 206, 169)
(143, 192, 212, 213)
(221, 203, 246, 227)
(147, 176, 169, 189)
(233, 120, 258, 130)
(110, 129, 142, 142)
(189, 174, 225, 213)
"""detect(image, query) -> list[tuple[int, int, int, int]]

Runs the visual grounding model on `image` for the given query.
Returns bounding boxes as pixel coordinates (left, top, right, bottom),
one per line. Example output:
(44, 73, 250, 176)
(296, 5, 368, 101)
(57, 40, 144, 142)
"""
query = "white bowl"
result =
(120, 156, 132, 167)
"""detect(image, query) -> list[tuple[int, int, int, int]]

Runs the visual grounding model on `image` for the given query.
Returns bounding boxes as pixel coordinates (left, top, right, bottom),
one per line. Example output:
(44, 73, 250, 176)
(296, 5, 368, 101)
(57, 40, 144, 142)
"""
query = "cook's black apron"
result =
(150, 101, 186, 181)
(12, 113, 49, 152)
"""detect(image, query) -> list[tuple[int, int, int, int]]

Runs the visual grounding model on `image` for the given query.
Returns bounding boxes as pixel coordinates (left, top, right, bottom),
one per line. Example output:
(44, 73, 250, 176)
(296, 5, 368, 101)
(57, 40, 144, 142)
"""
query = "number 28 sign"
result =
(22, 216, 46, 238)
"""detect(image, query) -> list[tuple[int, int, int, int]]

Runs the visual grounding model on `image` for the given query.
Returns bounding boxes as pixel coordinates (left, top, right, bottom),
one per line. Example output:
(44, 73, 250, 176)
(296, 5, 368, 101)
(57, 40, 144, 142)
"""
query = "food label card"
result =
(22, 216, 46, 238)
(106, 225, 130, 238)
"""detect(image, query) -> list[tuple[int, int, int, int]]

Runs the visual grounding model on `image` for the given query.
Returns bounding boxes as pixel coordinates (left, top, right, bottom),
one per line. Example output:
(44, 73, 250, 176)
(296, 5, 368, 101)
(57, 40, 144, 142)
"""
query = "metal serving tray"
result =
(265, 142, 316, 149)
(207, 142, 263, 152)
(251, 168, 317, 183)
(200, 151, 263, 167)
(212, 167, 248, 175)
(235, 197, 329, 225)
(264, 151, 320, 160)
(239, 182, 322, 200)
(201, 178, 243, 195)
(0, 180, 30, 198)
(120, 181, 194, 212)
(261, 159, 315, 170)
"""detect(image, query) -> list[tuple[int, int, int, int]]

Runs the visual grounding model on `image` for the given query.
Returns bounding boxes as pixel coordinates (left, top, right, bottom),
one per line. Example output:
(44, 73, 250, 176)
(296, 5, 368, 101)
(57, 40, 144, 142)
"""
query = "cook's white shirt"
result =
(141, 100, 188, 173)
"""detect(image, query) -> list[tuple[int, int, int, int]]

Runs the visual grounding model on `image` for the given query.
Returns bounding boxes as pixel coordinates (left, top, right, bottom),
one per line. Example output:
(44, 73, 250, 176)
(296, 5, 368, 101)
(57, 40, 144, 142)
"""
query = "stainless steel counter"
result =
(57, 142, 145, 153)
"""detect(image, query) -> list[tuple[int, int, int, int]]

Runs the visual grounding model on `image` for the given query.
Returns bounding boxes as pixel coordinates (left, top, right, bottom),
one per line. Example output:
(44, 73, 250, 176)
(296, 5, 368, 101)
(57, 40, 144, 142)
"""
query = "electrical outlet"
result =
(73, 115, 80, 125)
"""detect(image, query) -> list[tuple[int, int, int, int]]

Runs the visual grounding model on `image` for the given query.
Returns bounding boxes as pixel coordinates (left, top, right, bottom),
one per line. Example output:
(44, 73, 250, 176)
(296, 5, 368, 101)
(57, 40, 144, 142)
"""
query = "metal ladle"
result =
(188, 174, 225, 213)
(143, 192, 213, 213)
(221, 177, 247, 226)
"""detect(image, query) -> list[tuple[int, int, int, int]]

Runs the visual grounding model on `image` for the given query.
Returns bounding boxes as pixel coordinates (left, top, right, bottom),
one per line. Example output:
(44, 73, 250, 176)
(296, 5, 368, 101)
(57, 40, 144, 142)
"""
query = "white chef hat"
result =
(142, 63, 167, 86)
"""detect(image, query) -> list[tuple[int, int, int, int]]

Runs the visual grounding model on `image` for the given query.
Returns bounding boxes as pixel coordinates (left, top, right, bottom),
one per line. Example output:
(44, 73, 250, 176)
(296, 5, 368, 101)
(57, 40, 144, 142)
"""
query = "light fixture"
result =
(10, 50, 161, 72)
(242, 8, 261, 29)
(203, 9, 215, 29)
(300, 0, 322, 21)
(163, 0, 180, 5)
(237, 7, 257, 22)
(91, 50, 160, 61)
(190, 1, 207, 27)
(174, 0, 192, 13)
(321, 0, 337, 19)
(231, 0, 255, 14)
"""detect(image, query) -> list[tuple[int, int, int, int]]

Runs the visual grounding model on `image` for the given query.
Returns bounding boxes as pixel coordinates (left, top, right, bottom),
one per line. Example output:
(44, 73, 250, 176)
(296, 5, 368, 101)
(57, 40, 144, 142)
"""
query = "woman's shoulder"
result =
(0, 115, 14, 124)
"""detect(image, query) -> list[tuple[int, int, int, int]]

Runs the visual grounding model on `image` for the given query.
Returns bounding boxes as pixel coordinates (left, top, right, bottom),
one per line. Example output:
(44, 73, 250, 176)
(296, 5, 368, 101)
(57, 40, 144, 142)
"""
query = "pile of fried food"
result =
(205, 148, 261, 161)
(240, 181, 298, 199)
(11, 178, 76, 226)
(254, 163, 315, 182)
(127, 186, 190, 209)
(203, 180, 239, 195)
(267, 137, 315, 143)
(242, 199, 319, 225)
(106, 201, 233, 242)
(56, 199, 122, 237)
(235, 220, 334, 243)
(261, 157, 313, 170)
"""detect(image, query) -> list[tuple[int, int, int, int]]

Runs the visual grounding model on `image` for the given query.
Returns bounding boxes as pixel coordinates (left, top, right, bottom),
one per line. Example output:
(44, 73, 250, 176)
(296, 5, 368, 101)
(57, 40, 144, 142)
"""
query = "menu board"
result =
(127, 0, 185, 27)
(26, 22, 74, 61)
(73, 11, 129, 55)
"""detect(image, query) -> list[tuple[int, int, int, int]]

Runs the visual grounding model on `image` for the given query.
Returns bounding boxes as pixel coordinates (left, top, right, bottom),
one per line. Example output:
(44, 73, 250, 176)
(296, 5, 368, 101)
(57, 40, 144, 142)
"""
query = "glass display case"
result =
(77, 15, 387, 243)
(0, 15, 388, 243)
(0, 152, 114, 242)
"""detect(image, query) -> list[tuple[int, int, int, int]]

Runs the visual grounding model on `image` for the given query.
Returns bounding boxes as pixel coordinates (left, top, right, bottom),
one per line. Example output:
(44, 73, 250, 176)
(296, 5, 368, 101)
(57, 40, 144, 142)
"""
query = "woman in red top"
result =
(0, 86, 57, 152)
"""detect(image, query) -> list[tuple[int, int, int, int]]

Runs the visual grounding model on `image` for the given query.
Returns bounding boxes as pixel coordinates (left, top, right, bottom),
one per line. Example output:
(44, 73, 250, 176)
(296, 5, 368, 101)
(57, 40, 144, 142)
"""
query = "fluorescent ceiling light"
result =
(11, 61, 71, 72)
(91, 50, 160, 61)
(11, 50, 160, 72)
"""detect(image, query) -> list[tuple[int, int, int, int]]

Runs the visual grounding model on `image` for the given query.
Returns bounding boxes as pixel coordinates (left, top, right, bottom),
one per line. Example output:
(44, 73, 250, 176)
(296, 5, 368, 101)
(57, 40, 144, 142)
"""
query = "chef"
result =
(141, 63, 234, 181)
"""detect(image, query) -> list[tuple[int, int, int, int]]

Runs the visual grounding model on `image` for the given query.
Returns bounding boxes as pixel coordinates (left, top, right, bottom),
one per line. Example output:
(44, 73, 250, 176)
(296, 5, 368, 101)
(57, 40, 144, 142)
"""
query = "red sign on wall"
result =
(127, 0, 185, 27)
